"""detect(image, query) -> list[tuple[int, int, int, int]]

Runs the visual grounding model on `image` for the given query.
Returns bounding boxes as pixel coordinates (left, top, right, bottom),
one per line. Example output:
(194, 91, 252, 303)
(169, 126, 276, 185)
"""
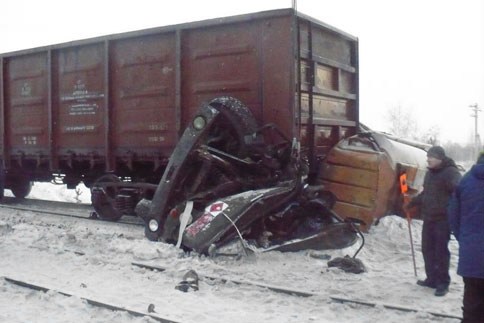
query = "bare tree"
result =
(443, 141, 475, 163)
(385, 105, 420, 140)
(419, 125, 440, 145)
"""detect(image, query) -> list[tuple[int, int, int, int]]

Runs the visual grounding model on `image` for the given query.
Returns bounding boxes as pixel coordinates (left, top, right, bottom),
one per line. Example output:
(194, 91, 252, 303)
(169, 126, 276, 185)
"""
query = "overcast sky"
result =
(1, 0, 483, 144)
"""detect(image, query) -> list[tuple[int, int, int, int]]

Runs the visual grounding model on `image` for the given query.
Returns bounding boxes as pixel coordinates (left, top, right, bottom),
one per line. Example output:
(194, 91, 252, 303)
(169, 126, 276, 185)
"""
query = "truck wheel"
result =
(91, 175, 123, 221)
(178, 97, 259, 199)
(11, 179, 32, 199)
(208, 97, 258, 158)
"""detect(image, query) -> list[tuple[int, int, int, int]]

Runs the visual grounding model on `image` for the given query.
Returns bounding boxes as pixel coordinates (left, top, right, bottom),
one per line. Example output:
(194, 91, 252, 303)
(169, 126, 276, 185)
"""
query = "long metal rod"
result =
(291, 4, 298, 146)
(354, 38, 360, 133)
(400, 181, 417, 277)
(407, 215, 417, 276)
(3, 276, 180, 323)
(307, 21, 316, 177)
(294, 12, 302, 144)
(329, 296, 461, 320)
(104, 40, 112, 171)
(175, 29, 182, 139)
(0, 202, 142, 226)
(0, 57, 5, 169)
(47, 50, 56, 170)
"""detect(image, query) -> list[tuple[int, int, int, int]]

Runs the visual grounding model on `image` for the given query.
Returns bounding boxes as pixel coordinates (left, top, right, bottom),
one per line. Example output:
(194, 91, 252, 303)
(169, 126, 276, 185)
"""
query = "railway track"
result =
(0, 198, 462, 321)
(2, 276, 181, 323)
(0, 197, 144, 226)
(2, 248, 462, 322)
(132, 262, 462, 321)
(32, 243, 462, 322)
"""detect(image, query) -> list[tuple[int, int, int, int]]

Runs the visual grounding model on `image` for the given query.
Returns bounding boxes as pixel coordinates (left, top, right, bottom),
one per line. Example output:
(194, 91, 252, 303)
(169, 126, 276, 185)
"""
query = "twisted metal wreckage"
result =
(132, 97, 428, 256)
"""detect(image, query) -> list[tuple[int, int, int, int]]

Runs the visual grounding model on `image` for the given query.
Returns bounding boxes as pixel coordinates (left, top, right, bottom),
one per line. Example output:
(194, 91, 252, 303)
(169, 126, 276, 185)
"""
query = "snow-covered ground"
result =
(3, 182, 92, 204)
(0, 183, 464, 322)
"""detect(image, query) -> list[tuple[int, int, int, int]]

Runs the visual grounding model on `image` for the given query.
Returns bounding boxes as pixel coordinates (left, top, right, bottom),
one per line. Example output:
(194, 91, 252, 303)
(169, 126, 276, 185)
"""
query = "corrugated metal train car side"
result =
(0, 9, 359, 205)
(0, 10, 300, 191)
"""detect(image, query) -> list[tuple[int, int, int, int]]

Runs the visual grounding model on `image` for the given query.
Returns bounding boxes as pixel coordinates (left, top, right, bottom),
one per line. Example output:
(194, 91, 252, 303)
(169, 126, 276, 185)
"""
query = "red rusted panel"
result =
(181, 21, 262, 127)
(260, 16, 293, 140)
(5, 53, 49, 155)
(111, 34, 177, 159)
(55, 44, 105, 156)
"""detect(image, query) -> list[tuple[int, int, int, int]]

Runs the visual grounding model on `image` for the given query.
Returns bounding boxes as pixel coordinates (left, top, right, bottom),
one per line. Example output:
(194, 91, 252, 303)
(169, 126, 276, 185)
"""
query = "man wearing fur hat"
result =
(406, 145, 461, 296)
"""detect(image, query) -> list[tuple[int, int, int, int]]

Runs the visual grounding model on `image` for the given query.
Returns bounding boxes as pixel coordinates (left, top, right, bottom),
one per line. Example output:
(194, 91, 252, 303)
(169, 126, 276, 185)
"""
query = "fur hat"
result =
(427, 146, 446, 160)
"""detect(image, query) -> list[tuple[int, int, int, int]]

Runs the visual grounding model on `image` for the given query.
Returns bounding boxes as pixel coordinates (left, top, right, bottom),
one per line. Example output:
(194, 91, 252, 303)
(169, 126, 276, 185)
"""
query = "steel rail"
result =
(15, 245, 462, 321)
(2, 276, 179, 323)
(2, 276, 180, 323)
(133, 262, 462, 321)
(0, 202, 143, 226)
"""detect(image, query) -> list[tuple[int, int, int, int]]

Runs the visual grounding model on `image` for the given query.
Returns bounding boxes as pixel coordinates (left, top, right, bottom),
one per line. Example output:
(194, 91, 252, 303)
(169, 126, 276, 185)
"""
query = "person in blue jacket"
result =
(448, 153, 484, 322)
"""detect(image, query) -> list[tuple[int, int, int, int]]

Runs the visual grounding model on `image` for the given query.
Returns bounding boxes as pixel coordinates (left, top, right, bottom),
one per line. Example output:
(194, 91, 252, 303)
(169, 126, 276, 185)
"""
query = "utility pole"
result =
(470, 103, 481, 160)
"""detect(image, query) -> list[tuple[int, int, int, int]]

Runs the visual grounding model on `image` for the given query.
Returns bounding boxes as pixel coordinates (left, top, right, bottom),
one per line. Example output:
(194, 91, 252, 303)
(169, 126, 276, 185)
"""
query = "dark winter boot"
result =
(434, 284, 449, 296)
(417, 279, 437, 288)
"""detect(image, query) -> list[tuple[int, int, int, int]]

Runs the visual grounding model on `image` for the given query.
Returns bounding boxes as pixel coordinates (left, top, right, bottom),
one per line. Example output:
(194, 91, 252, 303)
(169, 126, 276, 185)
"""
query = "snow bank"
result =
(4, 182, 92, 204)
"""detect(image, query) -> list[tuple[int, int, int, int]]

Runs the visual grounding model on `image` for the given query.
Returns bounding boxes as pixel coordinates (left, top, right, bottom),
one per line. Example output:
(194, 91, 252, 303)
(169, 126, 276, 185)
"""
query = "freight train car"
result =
(0, 9, 358, 212)
(0, 9, 427, 236)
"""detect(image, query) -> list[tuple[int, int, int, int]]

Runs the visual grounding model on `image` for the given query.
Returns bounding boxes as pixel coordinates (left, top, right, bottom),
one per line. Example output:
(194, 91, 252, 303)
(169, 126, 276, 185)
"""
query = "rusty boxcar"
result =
(0, 10, 358, 202)
(0, 9, 426, 232)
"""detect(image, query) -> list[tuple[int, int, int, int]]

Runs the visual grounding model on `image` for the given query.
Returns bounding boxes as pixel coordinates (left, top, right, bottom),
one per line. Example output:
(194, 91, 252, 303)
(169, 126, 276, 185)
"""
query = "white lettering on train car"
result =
(65, 125, 96, 132)
(148, 136, 165, 142)
(69, 103, 98, 116)
(21, 82, 32, 96)
(23, 136, 37, 145)
(148, 123, 167, 131)
(61, 80, 104, 103)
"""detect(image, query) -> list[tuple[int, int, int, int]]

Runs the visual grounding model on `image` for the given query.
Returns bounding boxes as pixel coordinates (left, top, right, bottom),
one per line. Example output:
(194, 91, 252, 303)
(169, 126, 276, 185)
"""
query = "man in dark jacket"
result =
(406, 146, 461, 296)
(448, 154, 484, 322)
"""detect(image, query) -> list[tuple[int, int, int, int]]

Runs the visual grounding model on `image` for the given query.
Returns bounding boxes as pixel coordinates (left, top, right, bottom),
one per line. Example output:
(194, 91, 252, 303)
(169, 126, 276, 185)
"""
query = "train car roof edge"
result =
(0, 8, 358, 58)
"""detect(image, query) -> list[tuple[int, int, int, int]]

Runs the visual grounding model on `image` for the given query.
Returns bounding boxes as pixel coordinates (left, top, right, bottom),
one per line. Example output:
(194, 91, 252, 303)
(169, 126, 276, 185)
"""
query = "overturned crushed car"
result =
(135, 97, 428, 254)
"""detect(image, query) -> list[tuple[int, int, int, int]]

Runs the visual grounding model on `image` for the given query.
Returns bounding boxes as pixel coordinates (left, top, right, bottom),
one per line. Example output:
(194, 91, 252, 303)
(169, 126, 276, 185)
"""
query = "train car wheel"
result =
(11, 179, 32, 199)
(91, 175, 123, 221)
